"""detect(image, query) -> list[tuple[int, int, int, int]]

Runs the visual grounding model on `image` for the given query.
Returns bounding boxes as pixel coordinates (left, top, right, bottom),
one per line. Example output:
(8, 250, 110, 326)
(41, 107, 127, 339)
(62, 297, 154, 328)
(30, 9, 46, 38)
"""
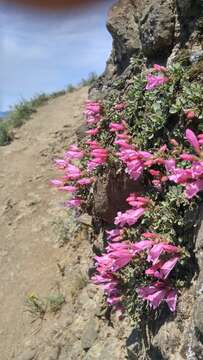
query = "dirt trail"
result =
(0, 87, 88, 359)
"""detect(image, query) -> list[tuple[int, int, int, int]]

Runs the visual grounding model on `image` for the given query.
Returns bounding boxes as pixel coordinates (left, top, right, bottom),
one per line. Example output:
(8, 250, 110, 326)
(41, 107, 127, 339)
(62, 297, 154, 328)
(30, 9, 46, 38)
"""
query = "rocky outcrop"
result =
(92, 170, 143, 224)
(90, 0, 203, 98)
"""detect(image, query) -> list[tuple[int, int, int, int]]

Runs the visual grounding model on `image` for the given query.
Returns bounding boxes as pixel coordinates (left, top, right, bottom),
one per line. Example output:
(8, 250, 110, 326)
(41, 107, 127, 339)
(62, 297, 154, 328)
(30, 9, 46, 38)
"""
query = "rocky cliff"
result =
(90, 0, 203, 98)
(87, 1, 203, 359)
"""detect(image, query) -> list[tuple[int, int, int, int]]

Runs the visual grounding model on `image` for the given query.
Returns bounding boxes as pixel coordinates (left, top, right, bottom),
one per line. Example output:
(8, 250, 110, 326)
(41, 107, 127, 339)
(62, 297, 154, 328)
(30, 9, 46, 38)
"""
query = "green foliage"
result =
(0, 122, 11, 145)
(25, 292, 65, 319)
(46, 293, 65, 313)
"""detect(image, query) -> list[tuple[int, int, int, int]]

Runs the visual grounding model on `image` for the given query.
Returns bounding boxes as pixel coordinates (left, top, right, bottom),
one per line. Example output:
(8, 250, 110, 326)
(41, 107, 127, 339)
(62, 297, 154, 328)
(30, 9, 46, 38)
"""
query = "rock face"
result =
(93, 170, 143, 224)
(148, 206, 203, 360)
(90, 0, 203, 97)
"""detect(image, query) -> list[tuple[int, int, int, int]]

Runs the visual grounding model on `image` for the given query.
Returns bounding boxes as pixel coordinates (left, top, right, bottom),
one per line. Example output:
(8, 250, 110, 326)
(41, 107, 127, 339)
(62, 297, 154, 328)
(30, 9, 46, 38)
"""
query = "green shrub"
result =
(67, 84, 76, 93)
(0, 122, 11, 145)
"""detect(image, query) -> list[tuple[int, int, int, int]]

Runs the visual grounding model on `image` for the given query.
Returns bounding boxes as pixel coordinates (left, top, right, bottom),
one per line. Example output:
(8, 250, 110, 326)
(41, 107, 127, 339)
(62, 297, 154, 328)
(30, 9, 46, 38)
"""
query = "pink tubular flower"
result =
(106, 229, 123, 242)
(145, 74, 168, 91)
(126, 194, 151, 208)
(137, 281, 177, 312)
(145, 257, 180, 279)
(65, 164, 81, 180)
(109, 122, 125, 132)
(185, 129, 201, 154)
(50, 179, 64, 187)
(64, 198, 82, 208)
(185, 179, 203, 199)
(85, 128, 99, 136)
(85, 140, 100, 148)
(166, 130, 203, 198)
(87, 144, 108, 171)
(153, 64, 167, 72)
(77, 177, 93, 186)
(96, 242, 136, 273)
(117, 147, 151, 181)
(180, 153, 198, 162)
(64, 145, 84, 160)
(133, 240, 153, 253)
(54, 159, 67, 169)
(184, 109, 196, 120)
(147, 243, 180, 265)
(114, 208, 145, 227)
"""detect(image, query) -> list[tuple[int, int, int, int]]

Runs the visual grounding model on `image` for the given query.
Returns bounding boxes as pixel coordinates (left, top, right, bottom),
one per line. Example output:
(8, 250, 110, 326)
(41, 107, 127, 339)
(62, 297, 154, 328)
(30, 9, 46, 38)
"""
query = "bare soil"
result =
(0, 87, 88, 359)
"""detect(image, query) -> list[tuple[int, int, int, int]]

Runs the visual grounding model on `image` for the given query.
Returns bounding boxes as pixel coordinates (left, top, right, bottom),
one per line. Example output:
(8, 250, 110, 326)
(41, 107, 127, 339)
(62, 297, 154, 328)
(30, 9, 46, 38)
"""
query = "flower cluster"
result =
(93, 230, 180, 313)
(145, 64, 168, 91)
(166, 129, 203, 199)
(51, 63, 202, 319)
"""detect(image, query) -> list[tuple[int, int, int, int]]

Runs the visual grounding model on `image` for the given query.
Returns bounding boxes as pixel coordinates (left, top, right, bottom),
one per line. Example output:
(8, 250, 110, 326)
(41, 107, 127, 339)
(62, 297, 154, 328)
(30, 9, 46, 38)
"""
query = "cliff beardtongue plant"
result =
(51, 63, 203, 321)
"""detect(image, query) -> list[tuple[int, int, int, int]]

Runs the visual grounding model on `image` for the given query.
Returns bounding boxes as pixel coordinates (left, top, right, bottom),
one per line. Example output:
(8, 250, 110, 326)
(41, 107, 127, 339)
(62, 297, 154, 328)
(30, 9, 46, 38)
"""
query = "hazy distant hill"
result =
(0, 111, 10, 118)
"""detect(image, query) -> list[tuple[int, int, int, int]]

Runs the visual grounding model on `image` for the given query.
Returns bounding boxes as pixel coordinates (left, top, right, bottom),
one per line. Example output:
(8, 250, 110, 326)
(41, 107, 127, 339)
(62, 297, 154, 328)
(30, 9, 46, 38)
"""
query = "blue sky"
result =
(0, 1, 114, 111)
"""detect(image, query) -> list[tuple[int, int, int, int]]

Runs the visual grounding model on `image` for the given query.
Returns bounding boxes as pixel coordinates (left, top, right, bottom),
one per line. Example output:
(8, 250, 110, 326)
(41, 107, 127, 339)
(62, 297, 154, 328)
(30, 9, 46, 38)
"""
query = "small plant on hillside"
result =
(67, 84, 76, 93)
(46, 293, 65, 313)
(25, 293, 47, 320)
(25, 291, 65, 319)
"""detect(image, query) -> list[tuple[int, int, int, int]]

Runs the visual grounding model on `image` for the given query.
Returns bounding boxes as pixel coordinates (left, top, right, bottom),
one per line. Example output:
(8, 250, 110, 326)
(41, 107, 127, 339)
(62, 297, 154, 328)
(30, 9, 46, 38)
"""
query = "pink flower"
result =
(185, 129, 201, 154)
(184, 109, 196, 120)
(64, 145, 84, 160)
(77, 177, 93, 186)
(153, 64, 167, 72)
(168, 168, 192, 184)
(85, 140, 100, 148)
(50, 179, 64, 187)
(114, 140, 132, 149)
(109, 122, 125, 132)
(85, 128, 99, 136)
(114, 208, 145, 227)
(65, 164, 81, 180)
(145, 74, 168, 91)
(117, 148, 151, 181)
(87, 144, 108, 171)
(145, 257, 179, 279)
(106, 229, 123, 242)
(116, 133, 131, 140)
(54, 159, 67, 169)
(133, 240, 153, 253)
(137, 281, 177, 312)
(185, 179, 203, 199)
(126, 194, 151, 208)
(64, 198, 82, 208)
(180, 153, 198, 161)
(147, 243, 180, 265)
